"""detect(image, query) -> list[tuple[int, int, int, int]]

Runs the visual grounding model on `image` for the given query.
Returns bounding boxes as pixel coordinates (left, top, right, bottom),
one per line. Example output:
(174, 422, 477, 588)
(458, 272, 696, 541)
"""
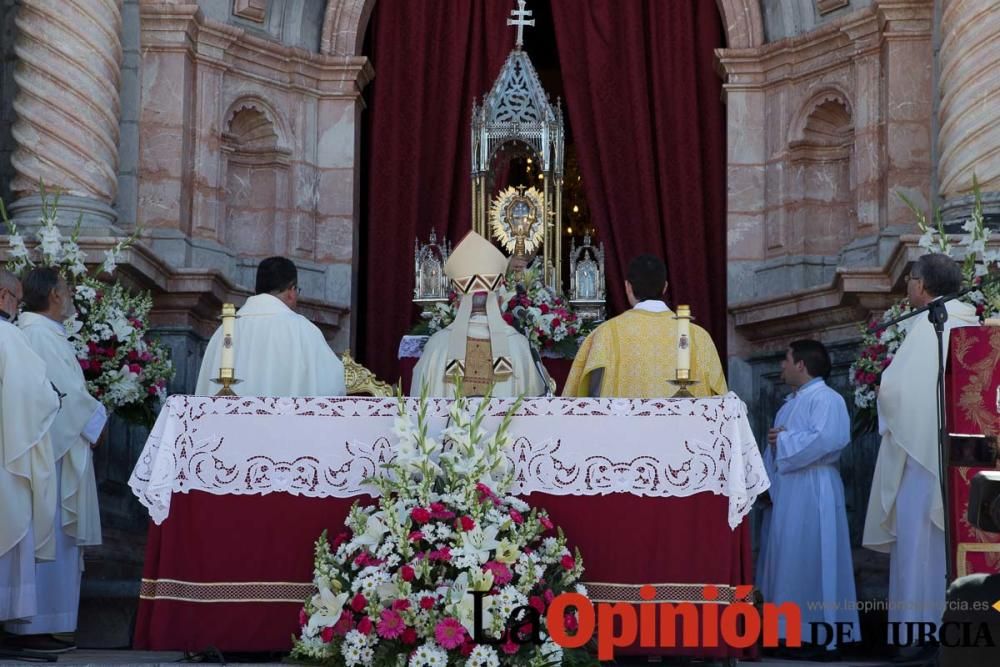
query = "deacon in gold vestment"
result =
(563, 254, 726, 398)
(412, 232, 546, 398)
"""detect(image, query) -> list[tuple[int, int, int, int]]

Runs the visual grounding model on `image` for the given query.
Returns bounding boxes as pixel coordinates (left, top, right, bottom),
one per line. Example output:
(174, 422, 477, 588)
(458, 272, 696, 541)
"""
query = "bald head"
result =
(0, 270, 18, 292)
(0, 270, 22, 320)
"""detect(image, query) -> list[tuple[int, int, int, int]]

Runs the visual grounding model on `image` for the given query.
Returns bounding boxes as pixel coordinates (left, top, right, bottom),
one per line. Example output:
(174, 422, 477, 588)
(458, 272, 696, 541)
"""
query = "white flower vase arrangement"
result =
(2, 186, 175, 428)
(291, 383, 593, 667)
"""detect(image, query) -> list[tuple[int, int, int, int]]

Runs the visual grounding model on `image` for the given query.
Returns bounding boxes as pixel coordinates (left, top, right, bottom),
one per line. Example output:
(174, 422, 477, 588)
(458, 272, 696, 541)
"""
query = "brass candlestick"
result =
(212, 367, 241, 397)
(668, 368, 699, 398)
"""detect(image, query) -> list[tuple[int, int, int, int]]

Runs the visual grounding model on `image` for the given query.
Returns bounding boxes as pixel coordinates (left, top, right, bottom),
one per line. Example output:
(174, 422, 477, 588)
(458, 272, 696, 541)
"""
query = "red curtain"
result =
(358, 1, 512, 383)
(549, 0, 728, 352)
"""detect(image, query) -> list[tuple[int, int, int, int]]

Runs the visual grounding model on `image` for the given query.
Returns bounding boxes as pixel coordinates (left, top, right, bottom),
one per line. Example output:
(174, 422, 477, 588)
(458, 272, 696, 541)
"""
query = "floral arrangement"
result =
(848, 180, 1000, 433)
(413, 267, 589, 358)
(2, 187, 174, 428)
(290, 384, 591, 667)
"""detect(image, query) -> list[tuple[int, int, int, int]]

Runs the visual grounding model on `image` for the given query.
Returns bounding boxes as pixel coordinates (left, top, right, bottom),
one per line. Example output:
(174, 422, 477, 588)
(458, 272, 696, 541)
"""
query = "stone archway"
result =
(715, 0, 765, 49)
(320, 0, 375, 56)
(321, 0, 763, 56)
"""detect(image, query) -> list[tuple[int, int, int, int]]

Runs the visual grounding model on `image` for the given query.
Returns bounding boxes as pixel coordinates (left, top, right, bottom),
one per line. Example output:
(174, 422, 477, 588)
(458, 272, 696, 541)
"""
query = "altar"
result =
(129, 393, 769, 659)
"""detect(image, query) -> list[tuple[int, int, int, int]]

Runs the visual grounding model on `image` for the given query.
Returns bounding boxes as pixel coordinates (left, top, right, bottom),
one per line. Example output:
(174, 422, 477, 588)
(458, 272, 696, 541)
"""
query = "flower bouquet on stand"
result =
(847, 180, 1000, 435)
(412, 266, 591, 359)
(2, 187, 174, 429)
(291, 384, 594, 666)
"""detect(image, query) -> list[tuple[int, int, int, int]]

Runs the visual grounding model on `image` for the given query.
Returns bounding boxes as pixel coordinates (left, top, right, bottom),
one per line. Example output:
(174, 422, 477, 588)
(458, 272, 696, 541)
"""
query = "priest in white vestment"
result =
(758, 340, 859, 656)
(412, 231, 546, 398)
(0, 270, 60, 627)
(4, 268, 106, 647)
(195, 257, 346, 397)
(863, 253, 977, 650)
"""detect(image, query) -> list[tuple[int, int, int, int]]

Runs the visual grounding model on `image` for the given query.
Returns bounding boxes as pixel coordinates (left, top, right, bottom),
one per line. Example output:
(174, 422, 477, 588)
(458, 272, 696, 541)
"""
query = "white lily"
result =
(305, 585, 349, 635)
(460, 523, 501, 565)
(354, 513, 389, 550)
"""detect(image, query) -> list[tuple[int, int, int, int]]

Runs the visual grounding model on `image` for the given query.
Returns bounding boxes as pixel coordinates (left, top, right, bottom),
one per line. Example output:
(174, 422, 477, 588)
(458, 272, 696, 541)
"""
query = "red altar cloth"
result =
(134, 490, 753, 659)
(945, 326, 1000, 437)
(399, 356, 573, 395)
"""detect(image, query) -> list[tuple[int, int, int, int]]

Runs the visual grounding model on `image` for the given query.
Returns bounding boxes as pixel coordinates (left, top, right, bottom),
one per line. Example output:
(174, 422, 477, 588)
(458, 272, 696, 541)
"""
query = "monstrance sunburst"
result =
(489, 185, 546, 258)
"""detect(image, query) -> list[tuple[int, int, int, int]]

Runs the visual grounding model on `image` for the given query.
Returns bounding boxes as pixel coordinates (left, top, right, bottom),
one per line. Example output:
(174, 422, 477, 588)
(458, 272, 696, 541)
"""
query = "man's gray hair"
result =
(0, 269, 19, 292)
(912, 253, 962, 297)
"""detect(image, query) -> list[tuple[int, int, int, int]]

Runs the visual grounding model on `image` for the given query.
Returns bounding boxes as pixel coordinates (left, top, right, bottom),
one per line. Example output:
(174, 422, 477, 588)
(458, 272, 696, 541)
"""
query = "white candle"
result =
(220, 303, 236, 371)
(676, 305, 691, 377)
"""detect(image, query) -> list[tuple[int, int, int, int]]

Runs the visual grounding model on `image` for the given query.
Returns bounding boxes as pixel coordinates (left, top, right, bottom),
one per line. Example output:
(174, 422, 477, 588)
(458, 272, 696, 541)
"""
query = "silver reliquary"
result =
(568, 234, 606, 322)
(413, 230, 452, 306)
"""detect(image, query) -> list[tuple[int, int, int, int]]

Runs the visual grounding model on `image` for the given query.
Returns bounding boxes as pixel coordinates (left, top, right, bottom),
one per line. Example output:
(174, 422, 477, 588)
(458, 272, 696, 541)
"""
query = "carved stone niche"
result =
(816, 0, 850, 15)
(234, 0, 267, 23)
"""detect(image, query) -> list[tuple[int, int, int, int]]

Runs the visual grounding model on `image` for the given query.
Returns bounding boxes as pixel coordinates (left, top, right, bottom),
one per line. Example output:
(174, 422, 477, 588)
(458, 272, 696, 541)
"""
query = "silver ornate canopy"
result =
(471, 0, 565, 291)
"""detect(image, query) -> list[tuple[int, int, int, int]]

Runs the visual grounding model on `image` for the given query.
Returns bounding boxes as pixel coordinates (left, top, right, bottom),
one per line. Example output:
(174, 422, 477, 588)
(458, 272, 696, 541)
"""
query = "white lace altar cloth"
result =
(129, 393, 769, 529)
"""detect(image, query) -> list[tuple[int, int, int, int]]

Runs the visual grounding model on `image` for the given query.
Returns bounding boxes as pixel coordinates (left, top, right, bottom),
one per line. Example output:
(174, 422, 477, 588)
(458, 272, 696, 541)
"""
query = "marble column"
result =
(9, 0, 123, 229)
(938, 0, 1000, 223)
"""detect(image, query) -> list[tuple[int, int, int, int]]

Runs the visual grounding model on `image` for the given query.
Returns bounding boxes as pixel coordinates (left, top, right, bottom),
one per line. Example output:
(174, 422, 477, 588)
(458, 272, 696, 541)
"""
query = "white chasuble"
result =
(0, 320, 59, 620)
(195, 294, 346, 397)
(18, 312, 105, 548)
(411, 316, 545, 398)
(863, 300, 977, 635)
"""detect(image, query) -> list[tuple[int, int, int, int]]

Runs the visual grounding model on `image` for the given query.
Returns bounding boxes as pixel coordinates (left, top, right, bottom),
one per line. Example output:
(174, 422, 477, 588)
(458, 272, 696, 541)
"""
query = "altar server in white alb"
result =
(4, 267, 106, 650)
(757, 339, 859, 657)
(411, 231, 546, 398)
(195, 257, 346, 397)
(0, 270, 60, 631)
(864, 253, 977, 650)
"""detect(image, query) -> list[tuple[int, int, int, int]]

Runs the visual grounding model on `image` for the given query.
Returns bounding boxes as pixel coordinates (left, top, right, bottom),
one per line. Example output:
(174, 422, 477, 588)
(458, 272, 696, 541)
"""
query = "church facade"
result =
(0, 0, 997, 646)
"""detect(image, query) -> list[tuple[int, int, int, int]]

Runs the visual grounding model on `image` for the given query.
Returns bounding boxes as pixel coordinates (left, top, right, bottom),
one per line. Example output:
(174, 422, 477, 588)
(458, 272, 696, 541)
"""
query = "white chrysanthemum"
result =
(575, 583, 589, 596)
(539, 639, 564, 664)
(75, 284, 97, 301)
(505, 496, 530, 513)
(408, 641, 448, 667)
(341, 643, 363, 667)
(467, 644, 500, 667)
(495, 586, 527, 619)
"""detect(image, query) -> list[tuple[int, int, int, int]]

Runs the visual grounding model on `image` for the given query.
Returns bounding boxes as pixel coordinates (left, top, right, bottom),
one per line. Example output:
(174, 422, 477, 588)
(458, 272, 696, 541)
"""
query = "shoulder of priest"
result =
(561, 310, 727, 397)
(194, 296, 345, 397)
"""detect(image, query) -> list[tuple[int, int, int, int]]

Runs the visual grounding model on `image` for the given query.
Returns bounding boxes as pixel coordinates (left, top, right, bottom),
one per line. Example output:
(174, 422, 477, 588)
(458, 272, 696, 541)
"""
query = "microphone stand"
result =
(872, 270, 1000, 585)
(529, 344, 553, 398)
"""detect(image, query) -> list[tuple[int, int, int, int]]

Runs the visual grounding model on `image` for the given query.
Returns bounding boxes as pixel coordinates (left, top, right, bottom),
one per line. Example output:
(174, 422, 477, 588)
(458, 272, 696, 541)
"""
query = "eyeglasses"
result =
(903, 273, 921, 283)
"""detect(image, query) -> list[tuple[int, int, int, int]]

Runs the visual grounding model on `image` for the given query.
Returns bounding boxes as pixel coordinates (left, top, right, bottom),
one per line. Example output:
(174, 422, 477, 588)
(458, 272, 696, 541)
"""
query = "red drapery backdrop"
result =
(549, 0, 728, 350)
(359, 1, 728, 381)
(358, 1, 512, 383)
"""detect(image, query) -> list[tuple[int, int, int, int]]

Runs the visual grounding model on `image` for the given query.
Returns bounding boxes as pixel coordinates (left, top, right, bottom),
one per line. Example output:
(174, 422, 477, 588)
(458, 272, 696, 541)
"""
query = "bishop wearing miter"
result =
(411, 231, 547, 397)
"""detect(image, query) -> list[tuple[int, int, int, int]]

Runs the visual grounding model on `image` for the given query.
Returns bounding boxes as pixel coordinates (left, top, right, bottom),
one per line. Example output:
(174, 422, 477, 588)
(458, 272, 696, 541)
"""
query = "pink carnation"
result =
(483, 561, 512, 586)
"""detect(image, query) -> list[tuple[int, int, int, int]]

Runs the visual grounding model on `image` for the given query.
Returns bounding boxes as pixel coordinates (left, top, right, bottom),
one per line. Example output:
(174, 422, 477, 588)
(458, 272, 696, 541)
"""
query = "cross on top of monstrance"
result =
(507, 0, 535, 48)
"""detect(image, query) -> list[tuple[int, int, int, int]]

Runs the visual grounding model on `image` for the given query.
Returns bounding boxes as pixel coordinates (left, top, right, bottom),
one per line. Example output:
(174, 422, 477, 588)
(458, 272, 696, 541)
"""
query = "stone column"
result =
(9, 0, 123, 229)
(938, 0, 1000, 223)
